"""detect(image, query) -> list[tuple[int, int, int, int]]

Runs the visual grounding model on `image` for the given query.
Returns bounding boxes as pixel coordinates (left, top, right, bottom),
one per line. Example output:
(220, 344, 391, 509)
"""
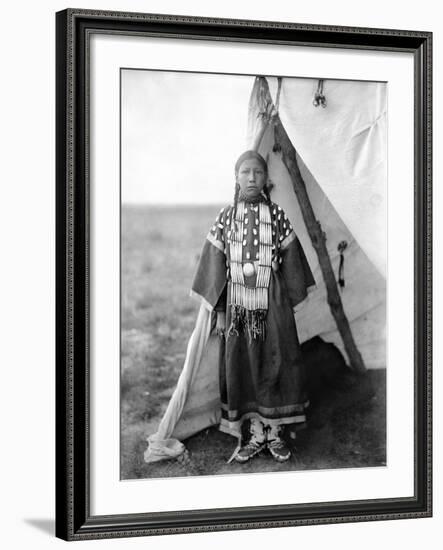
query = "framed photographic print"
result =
(55, 9, 432, 541)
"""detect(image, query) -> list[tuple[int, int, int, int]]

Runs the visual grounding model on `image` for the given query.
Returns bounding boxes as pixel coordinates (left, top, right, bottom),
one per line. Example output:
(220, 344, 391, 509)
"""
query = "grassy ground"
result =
(121, 205, 386, 480)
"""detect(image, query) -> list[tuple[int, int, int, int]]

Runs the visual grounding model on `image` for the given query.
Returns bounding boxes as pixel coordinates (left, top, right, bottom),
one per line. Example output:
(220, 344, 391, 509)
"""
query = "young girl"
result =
(191, 150, 315, 463)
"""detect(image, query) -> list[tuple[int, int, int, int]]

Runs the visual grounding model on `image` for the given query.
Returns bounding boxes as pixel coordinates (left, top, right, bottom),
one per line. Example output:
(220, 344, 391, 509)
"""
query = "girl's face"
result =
(236, 158, 267, 199)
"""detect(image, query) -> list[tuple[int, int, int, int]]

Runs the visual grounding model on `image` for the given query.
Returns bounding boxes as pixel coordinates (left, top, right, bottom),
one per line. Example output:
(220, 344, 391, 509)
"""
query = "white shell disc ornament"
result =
(243, 262, 256, 277)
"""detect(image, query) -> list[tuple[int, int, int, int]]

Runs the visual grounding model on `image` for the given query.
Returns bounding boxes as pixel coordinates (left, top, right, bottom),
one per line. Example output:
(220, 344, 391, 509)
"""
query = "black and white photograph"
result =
(0, 0, 438, 546)
(120, 69, 387, 480)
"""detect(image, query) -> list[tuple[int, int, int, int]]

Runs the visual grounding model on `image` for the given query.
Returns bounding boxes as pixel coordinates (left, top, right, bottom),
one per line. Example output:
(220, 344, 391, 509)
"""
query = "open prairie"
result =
(121, 205, 386, 480)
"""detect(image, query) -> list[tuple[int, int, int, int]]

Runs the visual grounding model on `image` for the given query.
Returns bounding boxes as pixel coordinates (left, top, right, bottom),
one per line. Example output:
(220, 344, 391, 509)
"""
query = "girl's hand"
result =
(215, 312, 226, 337)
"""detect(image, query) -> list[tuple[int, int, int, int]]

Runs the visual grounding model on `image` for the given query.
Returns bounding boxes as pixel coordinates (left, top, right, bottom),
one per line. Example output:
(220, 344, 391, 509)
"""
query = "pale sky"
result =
(121, 69, 255, 204)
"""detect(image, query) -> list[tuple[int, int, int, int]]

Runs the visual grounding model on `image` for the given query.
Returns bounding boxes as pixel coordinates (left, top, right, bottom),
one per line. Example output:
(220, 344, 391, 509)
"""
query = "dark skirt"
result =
(218, 271, 309, 437)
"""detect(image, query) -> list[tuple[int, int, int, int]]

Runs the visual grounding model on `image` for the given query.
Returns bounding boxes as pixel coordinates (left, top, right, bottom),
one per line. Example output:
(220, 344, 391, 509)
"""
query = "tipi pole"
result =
(273, 117, 366, 374)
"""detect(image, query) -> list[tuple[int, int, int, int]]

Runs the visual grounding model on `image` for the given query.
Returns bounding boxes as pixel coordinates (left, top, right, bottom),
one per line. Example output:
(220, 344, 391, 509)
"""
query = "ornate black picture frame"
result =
(55, 8, 432, 541)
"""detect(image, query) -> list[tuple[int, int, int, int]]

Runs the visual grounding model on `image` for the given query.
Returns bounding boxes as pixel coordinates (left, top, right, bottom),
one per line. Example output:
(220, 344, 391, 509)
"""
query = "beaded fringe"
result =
(227, 305, 267, 341)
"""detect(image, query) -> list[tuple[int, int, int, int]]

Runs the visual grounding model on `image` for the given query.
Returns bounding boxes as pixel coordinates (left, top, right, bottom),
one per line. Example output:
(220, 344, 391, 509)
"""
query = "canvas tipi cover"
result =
(250, 76, 386, 369)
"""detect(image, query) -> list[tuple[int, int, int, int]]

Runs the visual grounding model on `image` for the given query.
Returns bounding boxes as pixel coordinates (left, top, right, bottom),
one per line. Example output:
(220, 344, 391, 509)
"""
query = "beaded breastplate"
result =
(227, 200, 273, 340)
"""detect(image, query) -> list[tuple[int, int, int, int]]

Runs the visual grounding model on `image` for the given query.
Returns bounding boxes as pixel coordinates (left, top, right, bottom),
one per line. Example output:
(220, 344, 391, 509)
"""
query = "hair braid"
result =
(262, 184, 279, 261)
(231, 182, 240, 237)
(262, 184, 271, 205)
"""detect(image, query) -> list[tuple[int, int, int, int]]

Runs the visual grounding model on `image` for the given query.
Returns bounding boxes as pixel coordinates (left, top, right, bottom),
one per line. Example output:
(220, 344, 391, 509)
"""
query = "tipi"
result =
(144, 75, 387, 463)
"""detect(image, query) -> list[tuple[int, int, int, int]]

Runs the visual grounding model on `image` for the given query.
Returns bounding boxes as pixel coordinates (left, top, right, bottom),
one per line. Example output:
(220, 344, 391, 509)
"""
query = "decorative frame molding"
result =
(55, 9, 432, 540)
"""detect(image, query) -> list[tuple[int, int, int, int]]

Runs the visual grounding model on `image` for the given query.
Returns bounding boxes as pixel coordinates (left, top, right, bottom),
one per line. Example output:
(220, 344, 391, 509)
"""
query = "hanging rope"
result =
(313, 79, 327, 108)
(337, 240, 348, 288)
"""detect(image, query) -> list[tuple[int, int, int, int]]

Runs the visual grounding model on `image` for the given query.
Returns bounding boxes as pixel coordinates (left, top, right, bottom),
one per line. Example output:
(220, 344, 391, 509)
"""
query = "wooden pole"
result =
(273, 116, 366, 374)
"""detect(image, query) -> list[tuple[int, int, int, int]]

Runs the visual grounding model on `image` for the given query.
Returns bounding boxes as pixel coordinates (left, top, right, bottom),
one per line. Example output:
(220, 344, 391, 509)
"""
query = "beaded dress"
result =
(191, 195, 315, 437)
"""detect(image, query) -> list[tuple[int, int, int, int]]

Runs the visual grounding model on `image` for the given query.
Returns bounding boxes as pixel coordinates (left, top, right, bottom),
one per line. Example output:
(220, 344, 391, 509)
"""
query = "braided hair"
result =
(262, 182, 280, 264)
(231, 182, 241, 236)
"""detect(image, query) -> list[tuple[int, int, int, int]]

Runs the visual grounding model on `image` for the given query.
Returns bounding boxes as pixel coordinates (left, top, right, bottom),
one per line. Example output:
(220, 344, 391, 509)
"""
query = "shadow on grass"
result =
(122, 337, 386, 480)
